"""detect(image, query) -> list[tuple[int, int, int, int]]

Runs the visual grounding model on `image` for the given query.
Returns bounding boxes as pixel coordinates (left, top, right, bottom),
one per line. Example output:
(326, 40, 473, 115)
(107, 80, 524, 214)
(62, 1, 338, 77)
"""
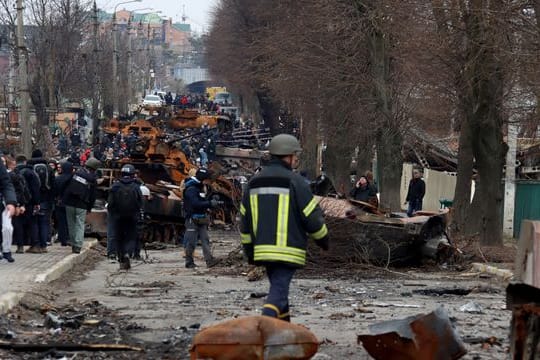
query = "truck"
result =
(206, 87, 227, 101)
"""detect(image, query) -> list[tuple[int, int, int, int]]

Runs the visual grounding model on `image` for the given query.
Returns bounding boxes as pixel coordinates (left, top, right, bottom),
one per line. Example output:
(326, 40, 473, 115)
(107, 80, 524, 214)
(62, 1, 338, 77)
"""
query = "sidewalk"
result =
(0, 239, 98, 314)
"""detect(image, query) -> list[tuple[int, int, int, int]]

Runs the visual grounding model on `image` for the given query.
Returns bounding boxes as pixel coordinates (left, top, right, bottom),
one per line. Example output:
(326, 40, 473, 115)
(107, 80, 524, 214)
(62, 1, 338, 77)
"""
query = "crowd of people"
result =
(0, 149, 101, 263)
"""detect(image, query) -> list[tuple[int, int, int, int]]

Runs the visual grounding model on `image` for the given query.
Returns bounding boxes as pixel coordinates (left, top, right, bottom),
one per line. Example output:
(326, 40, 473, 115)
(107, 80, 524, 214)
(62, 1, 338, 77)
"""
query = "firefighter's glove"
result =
(316, 235, 329, 251)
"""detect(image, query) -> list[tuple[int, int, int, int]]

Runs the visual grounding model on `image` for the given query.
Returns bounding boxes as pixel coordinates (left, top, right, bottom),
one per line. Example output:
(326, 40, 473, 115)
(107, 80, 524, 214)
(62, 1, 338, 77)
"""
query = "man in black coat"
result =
(107, 164, 143, 270)
(54, 161, 74, 246)
(27, 149, 55, 253)
(405, 169, 426, 217)
(14, 155, 41, 253)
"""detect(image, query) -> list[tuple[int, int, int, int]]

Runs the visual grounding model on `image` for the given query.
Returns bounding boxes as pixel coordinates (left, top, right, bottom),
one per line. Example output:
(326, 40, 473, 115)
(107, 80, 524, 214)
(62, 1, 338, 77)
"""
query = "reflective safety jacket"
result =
(240, 159, 328, 267)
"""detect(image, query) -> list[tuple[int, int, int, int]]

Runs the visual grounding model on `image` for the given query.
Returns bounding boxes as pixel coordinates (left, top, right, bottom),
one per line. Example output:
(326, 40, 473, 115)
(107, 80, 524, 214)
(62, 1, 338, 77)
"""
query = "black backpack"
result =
(112, 182, 141, 216)
(11, 170, 31, 205)
(33, 163, 51, 191)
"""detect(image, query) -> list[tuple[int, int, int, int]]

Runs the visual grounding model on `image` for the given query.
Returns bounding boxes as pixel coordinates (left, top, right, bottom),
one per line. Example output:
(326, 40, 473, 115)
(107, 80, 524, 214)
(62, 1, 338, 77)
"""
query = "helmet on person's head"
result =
(121, 164, 136, 176)
(268, 134, 302, 156)
(195, 168, 211, 181)
(85, 157, 101, 170)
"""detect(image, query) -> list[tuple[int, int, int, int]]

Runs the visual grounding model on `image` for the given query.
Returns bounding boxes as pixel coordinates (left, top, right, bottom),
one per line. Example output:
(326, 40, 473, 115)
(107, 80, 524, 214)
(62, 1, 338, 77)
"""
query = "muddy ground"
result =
(0, 229, 512, 359)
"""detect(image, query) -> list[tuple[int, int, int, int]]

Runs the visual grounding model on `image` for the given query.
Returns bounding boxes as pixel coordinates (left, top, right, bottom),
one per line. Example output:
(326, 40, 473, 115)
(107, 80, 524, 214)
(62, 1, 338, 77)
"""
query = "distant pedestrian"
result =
(107, 164, 142, 270)
(183, 168, 221, 268)
(405, 169, 426, 217)
(199, 147, 208, 167)
(0, 155, 18, 262)
(54, 161, 74, 247)
(63, 157, 100, 253)
(28, 149, 55, 253)
(350, 176, 378, 206)
(14, 155, 41, 253)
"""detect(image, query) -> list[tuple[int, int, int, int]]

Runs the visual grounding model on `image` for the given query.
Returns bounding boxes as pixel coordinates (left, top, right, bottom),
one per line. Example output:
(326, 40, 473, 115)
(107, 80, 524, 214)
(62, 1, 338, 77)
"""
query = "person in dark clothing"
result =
(71, 130, 81, 148)
(183, 168, 221, 268)
(68, 151, 81, 167)
(63, 157, 100, 253)
(57, 136, 68, 156)
(107, 164, 142, 270)
(349, 176, 378, 204)
(14, 155, 41, 253)
(54, 161, 73, 246)
(0, 156, 18, 262)
(27, 149, 55, 253)
(405, 169, 426, 217)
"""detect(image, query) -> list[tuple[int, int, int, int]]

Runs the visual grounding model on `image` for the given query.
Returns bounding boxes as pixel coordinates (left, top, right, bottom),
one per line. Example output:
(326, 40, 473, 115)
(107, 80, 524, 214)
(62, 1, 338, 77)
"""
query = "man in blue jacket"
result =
(183, 168, 221, 268)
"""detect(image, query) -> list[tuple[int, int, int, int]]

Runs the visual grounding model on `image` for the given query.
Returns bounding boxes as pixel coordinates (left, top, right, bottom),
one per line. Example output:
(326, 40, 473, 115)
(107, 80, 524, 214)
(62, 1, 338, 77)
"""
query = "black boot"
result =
(2, 252, 14, 263)
(120, 256, 131, 270)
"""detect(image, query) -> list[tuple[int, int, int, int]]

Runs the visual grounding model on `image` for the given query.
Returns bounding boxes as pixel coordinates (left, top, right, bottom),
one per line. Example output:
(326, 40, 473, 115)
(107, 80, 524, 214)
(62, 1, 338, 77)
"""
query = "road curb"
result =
(0, 239, 99, 315)
(0, 292, 24, 314)
(35, 239, 99, 283)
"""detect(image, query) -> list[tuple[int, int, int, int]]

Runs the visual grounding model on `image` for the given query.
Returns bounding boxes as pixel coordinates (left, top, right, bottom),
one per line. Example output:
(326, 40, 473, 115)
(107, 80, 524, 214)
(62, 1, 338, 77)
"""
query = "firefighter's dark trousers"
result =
(262, 263, 296, 322)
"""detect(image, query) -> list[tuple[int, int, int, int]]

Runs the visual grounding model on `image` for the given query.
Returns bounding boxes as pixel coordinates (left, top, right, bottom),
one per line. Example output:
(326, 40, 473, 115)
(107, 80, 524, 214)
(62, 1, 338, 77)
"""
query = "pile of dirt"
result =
(454, 235, 517, 264)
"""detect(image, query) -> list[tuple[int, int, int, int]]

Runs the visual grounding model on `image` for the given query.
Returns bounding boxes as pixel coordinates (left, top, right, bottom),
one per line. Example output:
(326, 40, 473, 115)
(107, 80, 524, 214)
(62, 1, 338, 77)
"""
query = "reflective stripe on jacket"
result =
(240, 159, 328, 267)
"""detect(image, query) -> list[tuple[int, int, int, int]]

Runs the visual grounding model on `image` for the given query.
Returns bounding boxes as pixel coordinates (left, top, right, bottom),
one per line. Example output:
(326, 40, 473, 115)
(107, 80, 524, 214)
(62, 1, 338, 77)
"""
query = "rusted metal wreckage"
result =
(312, 196, 457, 266)
(86, 111, 245, 242)
(358, 307, 467, 360)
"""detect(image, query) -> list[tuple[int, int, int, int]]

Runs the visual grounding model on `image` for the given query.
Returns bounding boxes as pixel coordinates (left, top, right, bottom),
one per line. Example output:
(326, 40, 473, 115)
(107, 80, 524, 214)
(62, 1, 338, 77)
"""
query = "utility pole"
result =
(16, 0, 31, 156)
(145, 23, 151, 95)
(503, 122, 518, 237)
(126, 15, 132, 114)
(91, 0, 100, 144)
(8, 30, 16, 106)
(112, 0, 142, 118)
(112, 11, 119, 117)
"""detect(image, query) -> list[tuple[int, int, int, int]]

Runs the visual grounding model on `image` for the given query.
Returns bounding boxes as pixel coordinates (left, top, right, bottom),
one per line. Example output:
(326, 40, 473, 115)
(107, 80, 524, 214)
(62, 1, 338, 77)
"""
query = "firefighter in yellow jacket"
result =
(240, 134, 329, 322)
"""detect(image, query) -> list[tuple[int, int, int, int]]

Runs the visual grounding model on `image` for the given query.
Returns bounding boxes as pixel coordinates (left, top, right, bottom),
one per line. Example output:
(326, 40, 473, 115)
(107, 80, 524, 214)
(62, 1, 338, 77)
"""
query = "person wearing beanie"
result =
(182, 168, 221, 268)
(63, 157, 101, 253)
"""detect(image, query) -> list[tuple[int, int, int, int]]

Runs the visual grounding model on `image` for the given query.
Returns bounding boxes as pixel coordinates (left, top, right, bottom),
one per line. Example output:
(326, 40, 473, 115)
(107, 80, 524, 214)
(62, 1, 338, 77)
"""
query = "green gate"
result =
(514, 181, 540, 238)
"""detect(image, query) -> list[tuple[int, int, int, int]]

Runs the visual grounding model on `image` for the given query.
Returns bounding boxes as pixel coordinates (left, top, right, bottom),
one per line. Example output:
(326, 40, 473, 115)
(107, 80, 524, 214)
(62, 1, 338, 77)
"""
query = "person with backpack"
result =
(14, 155, 41, 253)
(63, 157, 101, 254)
(107, 164, 143, 270)
(54, 161, 74, 247)
(28, 149, 55, 253)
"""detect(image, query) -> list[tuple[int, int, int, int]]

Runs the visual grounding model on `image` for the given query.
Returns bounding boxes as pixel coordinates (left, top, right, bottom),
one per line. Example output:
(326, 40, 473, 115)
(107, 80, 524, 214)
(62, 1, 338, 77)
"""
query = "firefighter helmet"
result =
(268, 134, 302, 156)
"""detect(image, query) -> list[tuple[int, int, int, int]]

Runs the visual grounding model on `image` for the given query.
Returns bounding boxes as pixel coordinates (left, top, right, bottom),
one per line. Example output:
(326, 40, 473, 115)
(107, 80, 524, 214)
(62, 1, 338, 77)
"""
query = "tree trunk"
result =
(452, 119, 474, 234)
(368, 13, 403, 210)
(458, 0, 507, 246)
(376, 129, 403, 211)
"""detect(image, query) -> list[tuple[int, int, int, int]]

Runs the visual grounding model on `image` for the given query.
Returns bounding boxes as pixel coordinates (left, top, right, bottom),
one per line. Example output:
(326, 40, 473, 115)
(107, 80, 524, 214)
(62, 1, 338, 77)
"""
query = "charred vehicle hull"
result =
(311, 197, 454, 266)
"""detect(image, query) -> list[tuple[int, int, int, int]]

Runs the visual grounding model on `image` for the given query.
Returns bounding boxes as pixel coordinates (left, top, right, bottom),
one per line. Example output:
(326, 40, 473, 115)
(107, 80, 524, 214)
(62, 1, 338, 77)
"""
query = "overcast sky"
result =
(96, 0, 219, 33)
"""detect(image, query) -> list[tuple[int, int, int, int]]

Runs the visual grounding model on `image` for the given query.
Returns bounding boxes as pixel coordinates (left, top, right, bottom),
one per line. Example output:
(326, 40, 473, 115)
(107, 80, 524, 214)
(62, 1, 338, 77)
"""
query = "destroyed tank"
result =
(87, 118, 241, 243)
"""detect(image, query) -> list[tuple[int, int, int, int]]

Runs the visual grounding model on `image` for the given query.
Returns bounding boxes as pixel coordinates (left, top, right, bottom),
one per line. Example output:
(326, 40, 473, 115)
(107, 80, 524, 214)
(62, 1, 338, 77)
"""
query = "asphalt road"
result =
(0, 229, 511, 359)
